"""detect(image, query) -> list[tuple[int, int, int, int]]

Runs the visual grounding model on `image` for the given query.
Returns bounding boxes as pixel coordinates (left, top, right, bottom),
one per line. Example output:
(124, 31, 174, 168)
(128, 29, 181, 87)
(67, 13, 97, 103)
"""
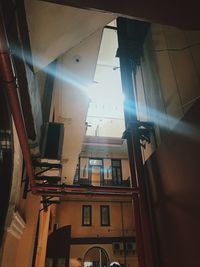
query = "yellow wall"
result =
(14, 193, 40, 267)
(56, 197, 137, 266)
(35, 208, 51, 267)
(57, 200, 135, 238)
(1, 193, 40, 267)
(0, 233, 19, 267)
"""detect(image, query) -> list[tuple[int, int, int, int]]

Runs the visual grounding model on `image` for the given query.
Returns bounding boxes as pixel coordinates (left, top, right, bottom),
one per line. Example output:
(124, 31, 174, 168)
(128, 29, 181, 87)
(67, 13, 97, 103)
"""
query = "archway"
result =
(83, 246, 109, 267)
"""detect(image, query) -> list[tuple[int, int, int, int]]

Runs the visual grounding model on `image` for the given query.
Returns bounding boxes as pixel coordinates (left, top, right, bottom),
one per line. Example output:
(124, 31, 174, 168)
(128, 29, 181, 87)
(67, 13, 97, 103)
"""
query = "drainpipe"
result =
(0, 16, 36, 190)
(120, 202, 127, 267)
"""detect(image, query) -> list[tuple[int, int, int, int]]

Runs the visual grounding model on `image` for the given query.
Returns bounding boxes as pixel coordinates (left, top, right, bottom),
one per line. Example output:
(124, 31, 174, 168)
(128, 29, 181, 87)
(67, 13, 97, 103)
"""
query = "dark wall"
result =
(44, 0, 200, 30)
(46, 226, 71, 258)
(145, 100, 200, 267)
(0, 87, 13, 245)
(1, 0, 39, 141)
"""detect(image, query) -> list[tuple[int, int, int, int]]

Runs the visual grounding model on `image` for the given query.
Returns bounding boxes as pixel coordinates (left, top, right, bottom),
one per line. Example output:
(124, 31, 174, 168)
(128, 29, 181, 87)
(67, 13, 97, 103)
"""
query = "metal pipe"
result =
(0, 16, 36, 189)
(35, 191, 133, 197)
(33, 184, 139, 194)
(34, 191, 133, 199)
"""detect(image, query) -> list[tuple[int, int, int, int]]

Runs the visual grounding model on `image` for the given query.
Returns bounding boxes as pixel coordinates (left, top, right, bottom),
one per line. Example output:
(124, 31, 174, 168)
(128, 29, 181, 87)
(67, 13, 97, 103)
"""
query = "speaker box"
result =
(40, 122, 64, 160)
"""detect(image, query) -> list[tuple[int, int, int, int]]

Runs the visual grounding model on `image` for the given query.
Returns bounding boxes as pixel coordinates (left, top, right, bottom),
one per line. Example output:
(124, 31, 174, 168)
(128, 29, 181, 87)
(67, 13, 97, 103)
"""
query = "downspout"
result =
(120, 202, 126, 267)
(0, 16, 36, 190)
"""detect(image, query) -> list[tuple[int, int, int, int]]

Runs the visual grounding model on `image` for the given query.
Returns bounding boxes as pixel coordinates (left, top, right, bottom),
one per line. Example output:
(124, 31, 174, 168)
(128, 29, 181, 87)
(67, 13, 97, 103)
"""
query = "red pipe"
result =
(0, 17, 36, 189)
(35, 191, 133, 199)
(33, 184, 139, 194)
(133, 194, 146, 267)
(34, 184, 139, 198)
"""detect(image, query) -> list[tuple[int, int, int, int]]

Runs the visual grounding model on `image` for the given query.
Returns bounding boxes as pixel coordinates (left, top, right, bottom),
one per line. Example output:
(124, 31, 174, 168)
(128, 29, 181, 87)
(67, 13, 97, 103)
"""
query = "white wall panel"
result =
(25, 0, 115, 71)
(53, 30, 103, 184)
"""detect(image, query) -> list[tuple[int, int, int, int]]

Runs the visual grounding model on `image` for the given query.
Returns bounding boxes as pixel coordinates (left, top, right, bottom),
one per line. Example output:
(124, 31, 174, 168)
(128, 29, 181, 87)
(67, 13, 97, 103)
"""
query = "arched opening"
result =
(0, 87, 13, 245)
(83, 246, 109, 267)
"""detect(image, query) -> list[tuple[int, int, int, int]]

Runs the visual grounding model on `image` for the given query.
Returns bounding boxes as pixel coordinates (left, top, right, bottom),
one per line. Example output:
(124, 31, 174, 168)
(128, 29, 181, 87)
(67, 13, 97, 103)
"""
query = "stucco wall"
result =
(70, 244, 138, 267)
(57, 200, 135, 238)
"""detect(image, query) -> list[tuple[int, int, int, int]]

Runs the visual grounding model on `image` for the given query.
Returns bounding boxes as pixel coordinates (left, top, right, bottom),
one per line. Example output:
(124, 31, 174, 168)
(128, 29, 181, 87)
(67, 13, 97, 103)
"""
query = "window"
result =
(112, 159, 122, 185)
(82, 205, 92, 226)
(89, 158, 103, 186)
(89, 159, 103, 166)
(100, 205, 110, 226)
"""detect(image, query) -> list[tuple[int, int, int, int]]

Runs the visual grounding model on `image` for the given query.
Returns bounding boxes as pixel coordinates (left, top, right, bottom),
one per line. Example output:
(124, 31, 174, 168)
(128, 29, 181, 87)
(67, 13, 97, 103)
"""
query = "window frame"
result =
(82, 205, 92, 226)
(111, 159, 122, 185)
(100, 205, 110, 226)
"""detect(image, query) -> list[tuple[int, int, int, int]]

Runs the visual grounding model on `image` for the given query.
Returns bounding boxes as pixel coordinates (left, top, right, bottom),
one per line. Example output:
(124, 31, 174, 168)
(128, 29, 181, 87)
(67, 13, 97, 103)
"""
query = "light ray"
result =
(124, 99, 200, 142)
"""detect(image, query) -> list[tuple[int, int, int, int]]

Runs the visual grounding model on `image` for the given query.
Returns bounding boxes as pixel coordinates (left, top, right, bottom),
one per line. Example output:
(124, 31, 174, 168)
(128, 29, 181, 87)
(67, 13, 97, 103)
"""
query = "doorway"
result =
(88, 159, 103, 186)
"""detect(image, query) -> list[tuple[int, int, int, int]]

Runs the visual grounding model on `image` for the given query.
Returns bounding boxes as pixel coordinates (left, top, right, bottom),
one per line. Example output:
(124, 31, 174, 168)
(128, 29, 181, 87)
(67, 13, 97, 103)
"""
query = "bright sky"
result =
(85, 24, 125, 137)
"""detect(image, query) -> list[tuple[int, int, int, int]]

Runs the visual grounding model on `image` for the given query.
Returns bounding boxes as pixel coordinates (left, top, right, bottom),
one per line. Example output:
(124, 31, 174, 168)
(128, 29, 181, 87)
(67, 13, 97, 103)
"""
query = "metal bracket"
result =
(33, 159, 62, 176)
(40, 196, 60, 212)
(122, 121, 155, 148)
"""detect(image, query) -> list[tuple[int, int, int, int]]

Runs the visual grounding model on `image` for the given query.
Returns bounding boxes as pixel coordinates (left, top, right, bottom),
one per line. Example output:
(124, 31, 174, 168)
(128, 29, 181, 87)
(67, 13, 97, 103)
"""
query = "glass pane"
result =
(83, 206, 91, 225)
(101, 206, 109, 226)
(112, 160, 121, 167)
(57, 258, 66, 267)
(91, 166, 101, 186)
(117, 168, 122, 183)
(89, 159, 102, 166)
(112, 168, 117, 184)
(104, 159, 112, 179)
(84, 247, 108, 267)
(80, 158, 89, 178)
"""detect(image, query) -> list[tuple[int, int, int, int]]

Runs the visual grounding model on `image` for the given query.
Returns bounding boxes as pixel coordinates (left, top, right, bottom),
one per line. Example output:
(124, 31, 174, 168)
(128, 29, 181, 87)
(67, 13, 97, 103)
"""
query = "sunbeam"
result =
(124, 98, 200, 142)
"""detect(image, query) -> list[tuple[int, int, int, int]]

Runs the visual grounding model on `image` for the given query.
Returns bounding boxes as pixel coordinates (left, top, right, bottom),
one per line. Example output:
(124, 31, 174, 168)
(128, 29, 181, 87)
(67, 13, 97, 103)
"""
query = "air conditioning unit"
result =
(40, 122, 64, 160)
(112, 242, 123, 254)
(125, 242, 136, 254)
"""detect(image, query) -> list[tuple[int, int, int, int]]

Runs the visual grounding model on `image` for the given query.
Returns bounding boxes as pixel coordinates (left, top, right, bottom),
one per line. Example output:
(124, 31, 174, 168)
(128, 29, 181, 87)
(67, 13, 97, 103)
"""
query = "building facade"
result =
(1, 1, 200, 267)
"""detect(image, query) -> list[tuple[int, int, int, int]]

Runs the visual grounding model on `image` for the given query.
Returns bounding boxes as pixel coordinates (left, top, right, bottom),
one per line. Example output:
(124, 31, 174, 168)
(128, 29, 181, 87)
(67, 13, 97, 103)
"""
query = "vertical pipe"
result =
(120, 202, 127, 267)
(99, 248, 102, 267)
(117, 17, 154, 267)
(126, 133, 145, 267)
(0, 15, 36, 189)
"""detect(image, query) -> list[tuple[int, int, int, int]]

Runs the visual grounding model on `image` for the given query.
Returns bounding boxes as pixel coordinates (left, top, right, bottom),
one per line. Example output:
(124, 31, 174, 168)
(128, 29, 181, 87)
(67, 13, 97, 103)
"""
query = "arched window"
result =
(84, 246, 109, 267)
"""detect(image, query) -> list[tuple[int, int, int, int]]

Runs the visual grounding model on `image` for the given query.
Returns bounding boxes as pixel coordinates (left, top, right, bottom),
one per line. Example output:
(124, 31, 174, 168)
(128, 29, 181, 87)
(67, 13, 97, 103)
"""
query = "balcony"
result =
(73, 157, 131, 188)
(74, 177, 131, 188)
